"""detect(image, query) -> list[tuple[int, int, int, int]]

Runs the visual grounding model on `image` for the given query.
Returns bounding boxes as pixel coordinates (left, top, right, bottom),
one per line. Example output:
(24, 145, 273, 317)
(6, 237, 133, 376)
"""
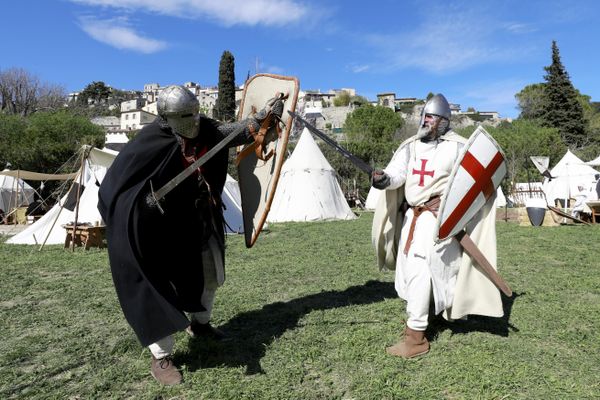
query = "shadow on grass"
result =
(179, 280, 396, 374)
(427, 291, 522, 342)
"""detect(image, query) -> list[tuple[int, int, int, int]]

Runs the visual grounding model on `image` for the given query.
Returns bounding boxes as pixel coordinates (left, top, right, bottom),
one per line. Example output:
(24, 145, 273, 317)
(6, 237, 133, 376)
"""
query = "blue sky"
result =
(2, 0, 598, 118)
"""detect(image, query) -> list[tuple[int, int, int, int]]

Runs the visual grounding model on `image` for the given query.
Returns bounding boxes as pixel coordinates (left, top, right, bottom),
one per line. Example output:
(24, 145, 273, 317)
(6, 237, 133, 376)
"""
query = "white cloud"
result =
(364, 6, 529, 74)
(348, 64, 370, 73)
(504, 22, 537, 34)
(70, 0, 309, 26)
(257, 61, 284, 74)
(265, 65, 284, 74)
(78, 16, 167, 53)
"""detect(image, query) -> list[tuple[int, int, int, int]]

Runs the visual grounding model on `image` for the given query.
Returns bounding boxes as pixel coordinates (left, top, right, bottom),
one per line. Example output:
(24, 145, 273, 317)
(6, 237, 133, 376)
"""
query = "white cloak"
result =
(371, 131, 504, 319)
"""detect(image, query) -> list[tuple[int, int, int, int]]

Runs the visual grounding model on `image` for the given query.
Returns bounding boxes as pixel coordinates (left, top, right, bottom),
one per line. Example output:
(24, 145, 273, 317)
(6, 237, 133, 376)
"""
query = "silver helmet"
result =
(157, 85, 200, 138)
(417, 93, 451, 139)
(420, 93, 451, 126)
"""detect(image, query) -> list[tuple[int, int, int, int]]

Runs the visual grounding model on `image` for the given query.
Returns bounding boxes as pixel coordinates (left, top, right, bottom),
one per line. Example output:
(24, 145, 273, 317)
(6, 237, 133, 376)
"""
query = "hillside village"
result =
(74, 82, 509, 144)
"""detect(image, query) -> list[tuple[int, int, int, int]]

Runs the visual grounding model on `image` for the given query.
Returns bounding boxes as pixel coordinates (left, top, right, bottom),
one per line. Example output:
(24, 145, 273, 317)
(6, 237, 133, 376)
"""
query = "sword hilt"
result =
(147, 180, 165, 215)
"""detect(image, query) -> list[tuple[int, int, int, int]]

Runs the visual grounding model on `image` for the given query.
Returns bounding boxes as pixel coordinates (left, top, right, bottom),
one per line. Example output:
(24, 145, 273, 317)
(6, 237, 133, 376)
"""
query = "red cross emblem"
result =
(438, 150, 504, 239)
(412, 159, 434, 186)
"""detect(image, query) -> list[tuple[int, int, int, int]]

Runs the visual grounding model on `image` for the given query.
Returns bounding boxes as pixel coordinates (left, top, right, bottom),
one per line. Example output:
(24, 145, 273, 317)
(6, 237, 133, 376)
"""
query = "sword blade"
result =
(153, 124, 245, 201)
(455, 230, 513, 297)
(288, 111, 373, 176)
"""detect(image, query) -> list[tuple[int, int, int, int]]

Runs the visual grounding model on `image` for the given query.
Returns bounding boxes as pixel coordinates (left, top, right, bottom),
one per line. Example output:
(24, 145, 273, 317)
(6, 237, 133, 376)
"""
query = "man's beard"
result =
(416, 117, 449, 141)
(416, 124, 433, 140)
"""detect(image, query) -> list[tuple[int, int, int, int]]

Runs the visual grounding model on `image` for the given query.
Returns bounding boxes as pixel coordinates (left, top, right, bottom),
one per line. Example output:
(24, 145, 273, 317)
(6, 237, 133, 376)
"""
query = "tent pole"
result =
(37, 146, 92, 250)
(7, 171, 16, 223)
(70, 150, 86, 251)
(16, 170, 21, 221)
(38, 159, 83, 251)
(564, 163, 569, 214)
(38, 196, 67, 251)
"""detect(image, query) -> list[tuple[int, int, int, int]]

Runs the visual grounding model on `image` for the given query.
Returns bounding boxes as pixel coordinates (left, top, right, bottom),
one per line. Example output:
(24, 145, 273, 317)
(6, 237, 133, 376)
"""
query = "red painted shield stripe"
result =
(439, 151, 504, 239)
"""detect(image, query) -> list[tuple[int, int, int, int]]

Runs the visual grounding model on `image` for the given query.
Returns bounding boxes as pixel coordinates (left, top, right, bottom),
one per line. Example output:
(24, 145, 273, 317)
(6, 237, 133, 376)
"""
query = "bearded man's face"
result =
(416, 114, 442, 140)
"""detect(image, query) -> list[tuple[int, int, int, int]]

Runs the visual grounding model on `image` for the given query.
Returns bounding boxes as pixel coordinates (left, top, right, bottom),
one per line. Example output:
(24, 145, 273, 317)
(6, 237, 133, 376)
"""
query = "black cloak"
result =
(98, 117, 228, 346)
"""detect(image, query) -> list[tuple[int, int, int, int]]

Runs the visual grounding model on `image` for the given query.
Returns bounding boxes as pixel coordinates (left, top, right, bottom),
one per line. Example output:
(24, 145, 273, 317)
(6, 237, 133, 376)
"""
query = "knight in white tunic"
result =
(371, 94, 503, 358)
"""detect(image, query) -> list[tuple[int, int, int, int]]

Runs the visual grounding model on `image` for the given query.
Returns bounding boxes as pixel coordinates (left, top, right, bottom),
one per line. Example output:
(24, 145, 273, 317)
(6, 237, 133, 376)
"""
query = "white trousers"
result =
(397, 250, 432, 332)
(148, 287, 216, 359)
(395, 209, 461, 331)
(149, 236, 223, 359)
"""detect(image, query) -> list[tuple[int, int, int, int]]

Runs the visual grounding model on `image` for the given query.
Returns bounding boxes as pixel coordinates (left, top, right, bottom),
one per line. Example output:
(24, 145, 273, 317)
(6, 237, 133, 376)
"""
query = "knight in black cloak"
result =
(98, 85, 282, 385)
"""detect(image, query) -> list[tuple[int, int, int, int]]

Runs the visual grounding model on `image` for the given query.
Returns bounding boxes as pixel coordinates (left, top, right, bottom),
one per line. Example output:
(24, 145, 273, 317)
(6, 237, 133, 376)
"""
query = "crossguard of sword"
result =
(148, 180, 165, 215)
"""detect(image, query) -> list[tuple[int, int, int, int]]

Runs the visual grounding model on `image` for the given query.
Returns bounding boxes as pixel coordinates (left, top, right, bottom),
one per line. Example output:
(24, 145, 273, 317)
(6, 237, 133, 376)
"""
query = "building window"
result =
(125, 114, 129, 120)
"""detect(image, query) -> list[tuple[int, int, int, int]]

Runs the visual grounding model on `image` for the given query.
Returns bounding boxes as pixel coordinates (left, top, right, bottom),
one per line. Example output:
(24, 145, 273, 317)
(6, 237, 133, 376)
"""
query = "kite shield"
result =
(236, 74, 299, 247)
(436, 126, 507, 241)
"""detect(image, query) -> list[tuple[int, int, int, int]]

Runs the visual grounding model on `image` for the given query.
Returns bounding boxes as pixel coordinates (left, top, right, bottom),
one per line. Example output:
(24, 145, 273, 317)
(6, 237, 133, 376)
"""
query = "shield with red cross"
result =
(436, 126, 507, 241)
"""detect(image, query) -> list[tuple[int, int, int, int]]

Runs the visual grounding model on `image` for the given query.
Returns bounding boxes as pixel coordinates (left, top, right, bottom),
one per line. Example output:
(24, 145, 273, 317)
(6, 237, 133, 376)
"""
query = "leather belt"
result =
(403, 196, 441, 255)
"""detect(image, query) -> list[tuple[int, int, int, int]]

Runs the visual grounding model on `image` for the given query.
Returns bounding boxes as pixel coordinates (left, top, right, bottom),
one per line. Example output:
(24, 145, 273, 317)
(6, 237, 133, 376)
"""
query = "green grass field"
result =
(1, 213, 599, 399)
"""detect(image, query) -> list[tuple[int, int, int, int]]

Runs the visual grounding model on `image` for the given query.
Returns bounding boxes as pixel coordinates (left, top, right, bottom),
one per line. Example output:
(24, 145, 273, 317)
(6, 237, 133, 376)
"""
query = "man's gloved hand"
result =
(253, 93, 285, 125)
(371, 169, 390, 189)
(270, 97, 284, 121)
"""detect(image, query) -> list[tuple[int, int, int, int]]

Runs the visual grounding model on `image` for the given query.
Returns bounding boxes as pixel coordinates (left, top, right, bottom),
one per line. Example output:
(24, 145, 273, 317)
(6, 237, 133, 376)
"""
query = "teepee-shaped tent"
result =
(543, 150, 599, 205)
(267, 128, 356, 222)
(7, 147, 116, 245)
(222, 174, 244, 234)
(0, 170, 35, 213)
(586, 154, 600, 167)
(495, 187, 507, 207)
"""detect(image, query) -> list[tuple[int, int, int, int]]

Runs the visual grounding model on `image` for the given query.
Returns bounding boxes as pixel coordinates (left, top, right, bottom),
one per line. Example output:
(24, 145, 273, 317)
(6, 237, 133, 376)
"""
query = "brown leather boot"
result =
(386, 327, 430, 358)
(151, 355, 182, 385)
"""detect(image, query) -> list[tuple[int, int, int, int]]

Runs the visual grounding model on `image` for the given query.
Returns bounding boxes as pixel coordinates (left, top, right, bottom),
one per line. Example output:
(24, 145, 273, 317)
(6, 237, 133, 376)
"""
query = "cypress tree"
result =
(215, 50, 236, 122)
(542, 41, 586, 148)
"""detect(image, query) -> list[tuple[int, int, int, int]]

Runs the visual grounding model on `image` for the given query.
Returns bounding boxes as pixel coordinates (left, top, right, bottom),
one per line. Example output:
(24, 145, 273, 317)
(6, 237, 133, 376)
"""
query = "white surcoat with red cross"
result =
(373, 131, 503, 320)
(384, 137, 463, 206)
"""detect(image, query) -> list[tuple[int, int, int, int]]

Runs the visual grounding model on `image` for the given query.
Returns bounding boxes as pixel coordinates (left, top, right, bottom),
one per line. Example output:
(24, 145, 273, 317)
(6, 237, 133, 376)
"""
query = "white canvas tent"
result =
(267, 128, 356, 222)
(0, 170, 35, 213)
(543, 150, 599, 205)
(8, 147, 245, 245)
(7, 147, 116, 245)
(585, 154, 600, 167)
(506, 182, 544, 206)
(222, 174, 244, 234)
(496, 187, 507, 208)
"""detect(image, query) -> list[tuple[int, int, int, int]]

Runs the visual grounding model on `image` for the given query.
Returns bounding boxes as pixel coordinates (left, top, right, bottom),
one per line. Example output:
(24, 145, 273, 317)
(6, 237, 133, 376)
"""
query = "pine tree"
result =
(215, 51, 236, 122)
(542, 41, 586, 148)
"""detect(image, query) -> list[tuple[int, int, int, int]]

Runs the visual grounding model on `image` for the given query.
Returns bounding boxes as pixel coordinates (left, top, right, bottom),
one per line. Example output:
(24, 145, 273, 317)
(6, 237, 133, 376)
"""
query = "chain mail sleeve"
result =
(216, 118, 261, 148)
(215, 96, 284, 148)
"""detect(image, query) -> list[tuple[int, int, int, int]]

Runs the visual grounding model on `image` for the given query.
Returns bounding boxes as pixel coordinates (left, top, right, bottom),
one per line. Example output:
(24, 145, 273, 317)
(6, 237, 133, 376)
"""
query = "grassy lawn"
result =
(1, 213, 599, 399)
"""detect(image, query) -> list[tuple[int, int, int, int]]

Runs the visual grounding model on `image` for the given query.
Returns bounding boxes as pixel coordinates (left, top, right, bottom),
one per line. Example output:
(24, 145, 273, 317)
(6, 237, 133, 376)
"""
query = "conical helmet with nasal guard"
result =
(420, 93, 451, 126)
(157, 85, 200, 139)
